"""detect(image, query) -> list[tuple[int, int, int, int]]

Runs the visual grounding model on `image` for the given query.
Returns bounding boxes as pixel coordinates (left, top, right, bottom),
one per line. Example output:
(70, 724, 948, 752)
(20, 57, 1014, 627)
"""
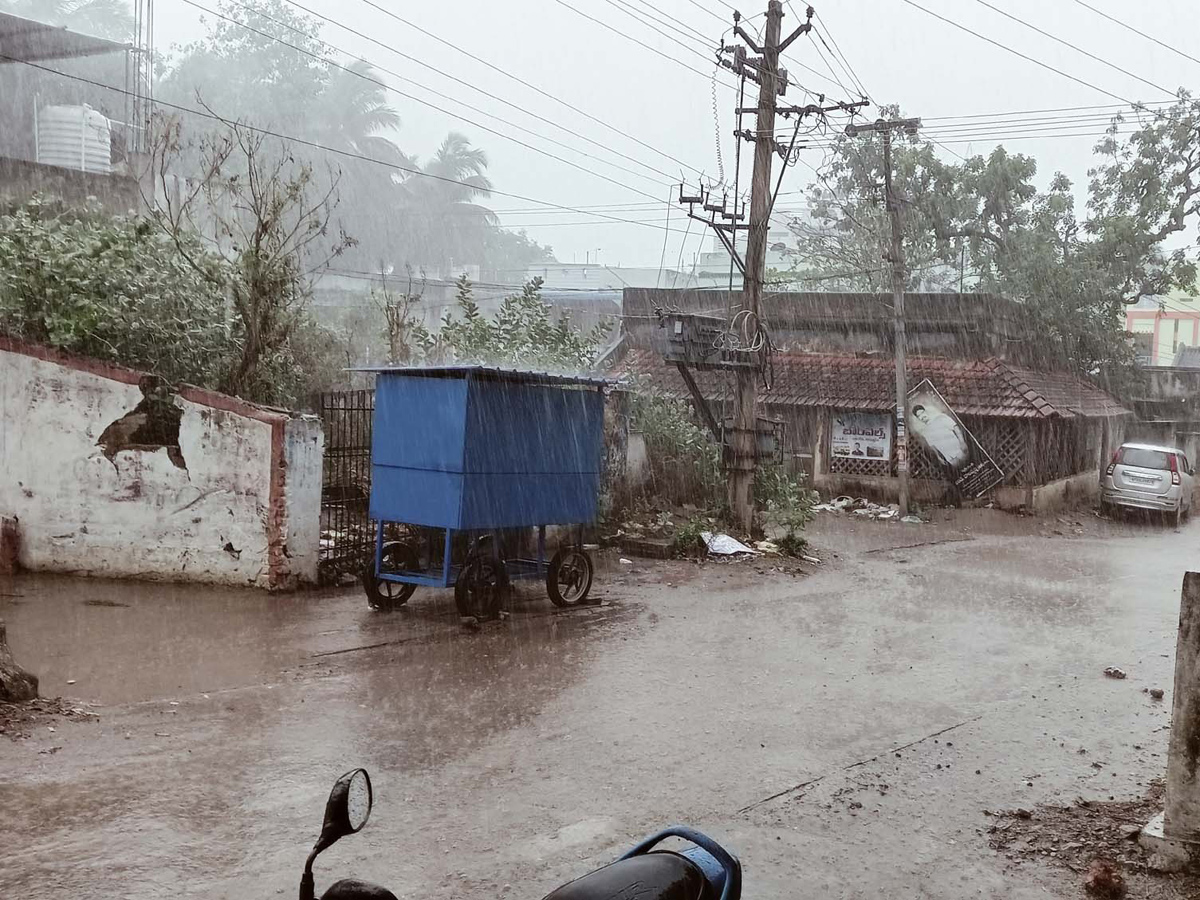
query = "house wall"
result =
(0, 157, 140, 215)
(0, 339, 322, 588)
(807, 404, 1122, 513)
(1126, 309, 1200, 366)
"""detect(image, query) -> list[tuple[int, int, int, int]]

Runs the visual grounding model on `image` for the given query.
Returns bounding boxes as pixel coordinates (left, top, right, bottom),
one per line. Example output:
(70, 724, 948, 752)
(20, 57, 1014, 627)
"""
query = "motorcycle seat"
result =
(321, 878, 399, 900)
(542, 851, 717, 900)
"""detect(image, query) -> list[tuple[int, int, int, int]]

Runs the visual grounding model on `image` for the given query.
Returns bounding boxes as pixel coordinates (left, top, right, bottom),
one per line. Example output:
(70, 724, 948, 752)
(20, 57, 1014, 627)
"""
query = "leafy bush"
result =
(629, 390, 724, 510)
(671, 515, 712, 558)
(0, 197, 346, 408)
(0, 197, 236, 388)
(438, 274, 609, 370)
(755, 464, 816, 555)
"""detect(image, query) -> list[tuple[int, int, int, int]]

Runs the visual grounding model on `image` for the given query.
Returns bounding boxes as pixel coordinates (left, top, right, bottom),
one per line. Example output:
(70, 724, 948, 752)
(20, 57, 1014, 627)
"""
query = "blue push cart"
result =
(356, 366, 609, 619)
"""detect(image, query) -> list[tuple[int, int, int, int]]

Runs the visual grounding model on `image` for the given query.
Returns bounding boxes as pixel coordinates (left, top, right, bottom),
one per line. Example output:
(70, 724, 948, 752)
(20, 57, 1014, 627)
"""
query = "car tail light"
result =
(1170, 453, 1182, 485)
(1106, 450, 1119, 477)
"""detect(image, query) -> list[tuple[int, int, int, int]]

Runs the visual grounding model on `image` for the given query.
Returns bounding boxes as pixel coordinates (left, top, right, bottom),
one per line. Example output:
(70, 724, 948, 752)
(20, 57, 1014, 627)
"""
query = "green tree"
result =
(790, 98, 1200, 380)
(144, 113, 353, 403)
(158, 0, 329, 128)
(438, 275, 608, 370)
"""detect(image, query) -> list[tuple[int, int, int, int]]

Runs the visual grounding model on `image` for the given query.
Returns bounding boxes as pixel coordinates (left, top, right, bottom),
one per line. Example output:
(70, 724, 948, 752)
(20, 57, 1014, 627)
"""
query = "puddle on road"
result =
(0, 573, 633, 706)
(0, 575, 636, 900)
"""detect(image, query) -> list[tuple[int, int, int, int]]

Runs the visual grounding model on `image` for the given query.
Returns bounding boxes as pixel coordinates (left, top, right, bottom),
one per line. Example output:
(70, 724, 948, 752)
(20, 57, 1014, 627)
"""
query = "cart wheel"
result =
(547, 547, 594, 607)
(455, 556, 508, 620)
(363, 541, 419, 611)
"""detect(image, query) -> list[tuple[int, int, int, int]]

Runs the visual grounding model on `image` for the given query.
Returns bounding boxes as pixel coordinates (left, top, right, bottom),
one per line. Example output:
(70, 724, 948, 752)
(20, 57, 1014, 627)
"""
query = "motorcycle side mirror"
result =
(301, 769, 373, 900)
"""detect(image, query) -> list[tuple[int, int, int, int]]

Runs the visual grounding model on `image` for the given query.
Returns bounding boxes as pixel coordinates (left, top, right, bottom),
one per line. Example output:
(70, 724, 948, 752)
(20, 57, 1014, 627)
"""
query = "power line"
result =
(924, 99, 1176, 122)
(347, 0, 709, 179)
(812, 11, 872, 101)
(273, 0, 684, 185)
(620, 0, 715, 49)
(895, 0, 1138, 105)
(682, 0, 730, 27)
(3, 55, 704, 236)
(804, 27, 857, 100)
(179, 0, 675, 204)
(903, 130, 1134, 145)
(809, 29, 863, 102)
(552, 0, 737, 92)
(1068, 0, 1200, 69)
(969, 0, 1178, 100)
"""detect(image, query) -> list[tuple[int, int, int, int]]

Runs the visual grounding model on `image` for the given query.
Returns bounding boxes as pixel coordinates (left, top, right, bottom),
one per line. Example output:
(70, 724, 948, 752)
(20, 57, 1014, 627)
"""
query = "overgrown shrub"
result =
(0, 197, 346, 408)
(438, 275, 609, 370)
(755, 463, 817, 556)
(0, 197, 236, 388)
(629, 391, 723, 510)
(671, 515, 712, 558)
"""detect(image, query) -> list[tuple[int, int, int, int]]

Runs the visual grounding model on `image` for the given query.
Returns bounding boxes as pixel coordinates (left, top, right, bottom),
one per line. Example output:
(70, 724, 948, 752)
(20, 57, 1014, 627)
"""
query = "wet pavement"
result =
(0, 511, 1193, 898)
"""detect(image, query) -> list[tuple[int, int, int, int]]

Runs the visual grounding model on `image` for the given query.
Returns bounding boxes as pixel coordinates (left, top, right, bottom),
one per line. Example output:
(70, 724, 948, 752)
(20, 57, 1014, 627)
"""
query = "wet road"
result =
(0, 512, 1191, 898)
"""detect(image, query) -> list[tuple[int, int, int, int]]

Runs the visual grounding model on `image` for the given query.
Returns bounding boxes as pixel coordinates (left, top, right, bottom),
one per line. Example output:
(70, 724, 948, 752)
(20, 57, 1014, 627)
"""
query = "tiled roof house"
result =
(615, 291, 1132, 510)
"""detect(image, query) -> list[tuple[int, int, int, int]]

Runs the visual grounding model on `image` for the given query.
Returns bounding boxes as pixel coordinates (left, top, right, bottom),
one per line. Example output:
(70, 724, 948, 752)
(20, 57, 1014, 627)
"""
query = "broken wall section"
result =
(0, 337, 323, 589)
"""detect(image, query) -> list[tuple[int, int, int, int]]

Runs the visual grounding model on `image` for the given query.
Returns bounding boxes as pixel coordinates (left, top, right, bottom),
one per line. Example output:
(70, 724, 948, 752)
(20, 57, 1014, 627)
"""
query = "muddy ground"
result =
(0, 508, 1193, 898)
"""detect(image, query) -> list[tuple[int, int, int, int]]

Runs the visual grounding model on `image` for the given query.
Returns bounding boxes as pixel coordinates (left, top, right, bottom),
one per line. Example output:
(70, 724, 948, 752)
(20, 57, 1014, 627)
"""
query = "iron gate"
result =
(318, 390, 375, 581)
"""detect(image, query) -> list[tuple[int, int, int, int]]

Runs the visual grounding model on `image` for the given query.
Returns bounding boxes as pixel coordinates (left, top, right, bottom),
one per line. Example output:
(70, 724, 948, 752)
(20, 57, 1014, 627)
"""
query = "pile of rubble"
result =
(812, 495, 923, 524)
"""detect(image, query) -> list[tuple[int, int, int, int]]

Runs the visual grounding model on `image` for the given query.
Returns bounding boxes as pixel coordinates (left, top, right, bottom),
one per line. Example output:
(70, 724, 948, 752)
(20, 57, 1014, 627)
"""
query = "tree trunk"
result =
(0, 622, 38, 703)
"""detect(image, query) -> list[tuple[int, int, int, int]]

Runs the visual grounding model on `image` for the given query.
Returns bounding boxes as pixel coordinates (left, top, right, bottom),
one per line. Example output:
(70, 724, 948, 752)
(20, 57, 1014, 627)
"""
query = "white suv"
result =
(1101, 442, 1194, 526)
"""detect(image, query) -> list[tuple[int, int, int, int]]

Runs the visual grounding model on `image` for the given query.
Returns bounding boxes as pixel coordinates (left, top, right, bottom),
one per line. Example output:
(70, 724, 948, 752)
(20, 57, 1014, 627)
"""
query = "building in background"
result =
(1125, 291, 1200, 367)
(0, 12, 144, 214)
(615, 288, 1131, 512)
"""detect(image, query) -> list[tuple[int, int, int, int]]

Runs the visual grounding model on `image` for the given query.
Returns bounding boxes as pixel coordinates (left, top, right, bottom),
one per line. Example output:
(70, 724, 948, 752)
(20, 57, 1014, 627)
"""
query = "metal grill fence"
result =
(317, 390, 375, 581)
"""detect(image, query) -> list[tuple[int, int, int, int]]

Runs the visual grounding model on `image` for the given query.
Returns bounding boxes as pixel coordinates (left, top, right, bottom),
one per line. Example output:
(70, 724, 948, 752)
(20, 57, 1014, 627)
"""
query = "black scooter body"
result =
(303, 771, 741, 900)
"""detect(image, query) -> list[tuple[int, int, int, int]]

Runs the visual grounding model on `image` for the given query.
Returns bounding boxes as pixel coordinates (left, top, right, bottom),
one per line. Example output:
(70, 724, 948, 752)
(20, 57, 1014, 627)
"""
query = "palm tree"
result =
(307, 60, 413, 271)
(313, 61, 405, 160)
(398, 132, 497, 275)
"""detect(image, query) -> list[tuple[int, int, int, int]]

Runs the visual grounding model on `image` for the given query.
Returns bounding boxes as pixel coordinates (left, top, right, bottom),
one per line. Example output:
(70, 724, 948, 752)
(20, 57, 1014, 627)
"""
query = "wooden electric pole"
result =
(845, 116, 920, 517)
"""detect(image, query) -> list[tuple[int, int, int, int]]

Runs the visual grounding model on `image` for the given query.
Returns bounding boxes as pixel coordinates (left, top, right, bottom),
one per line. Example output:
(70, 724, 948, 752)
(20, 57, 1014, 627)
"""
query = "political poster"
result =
(906, 379, 1005, 498)
(831, 410, 892, 460)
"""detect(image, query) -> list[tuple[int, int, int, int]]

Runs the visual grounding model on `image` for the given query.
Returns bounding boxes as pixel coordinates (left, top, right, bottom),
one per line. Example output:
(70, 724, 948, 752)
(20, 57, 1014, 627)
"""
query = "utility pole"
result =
(726, 0, 816, 532)
(845, 116, 920, 517)
(671, 3, 863, 534)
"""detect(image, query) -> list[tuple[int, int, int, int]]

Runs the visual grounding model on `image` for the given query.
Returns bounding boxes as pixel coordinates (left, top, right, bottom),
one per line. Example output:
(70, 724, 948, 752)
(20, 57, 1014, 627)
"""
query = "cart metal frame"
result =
(355, 366, 608, 611)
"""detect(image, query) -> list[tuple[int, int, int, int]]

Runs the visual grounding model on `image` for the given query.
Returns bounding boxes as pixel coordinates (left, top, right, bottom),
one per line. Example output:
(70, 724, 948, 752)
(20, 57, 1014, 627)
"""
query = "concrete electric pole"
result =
(726, 0, 816, 532)
(845, 116, 920, 517)
(673, 3, 863, 534)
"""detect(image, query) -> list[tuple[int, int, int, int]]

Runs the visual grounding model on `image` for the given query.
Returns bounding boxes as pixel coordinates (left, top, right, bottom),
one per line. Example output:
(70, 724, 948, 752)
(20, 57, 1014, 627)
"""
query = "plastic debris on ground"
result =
(812, 495, 903, 521)
(754, 540, 781, 554)
(701, 532, 759, 557)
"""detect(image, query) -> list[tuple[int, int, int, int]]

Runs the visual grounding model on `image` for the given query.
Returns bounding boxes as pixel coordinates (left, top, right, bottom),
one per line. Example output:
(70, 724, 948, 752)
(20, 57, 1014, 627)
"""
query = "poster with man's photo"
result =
(906, 379, 1005, 498)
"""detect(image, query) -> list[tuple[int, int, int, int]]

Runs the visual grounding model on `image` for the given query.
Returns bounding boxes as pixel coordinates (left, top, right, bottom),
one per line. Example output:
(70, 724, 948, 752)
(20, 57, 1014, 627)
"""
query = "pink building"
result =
(1126, 299, 1200, 367)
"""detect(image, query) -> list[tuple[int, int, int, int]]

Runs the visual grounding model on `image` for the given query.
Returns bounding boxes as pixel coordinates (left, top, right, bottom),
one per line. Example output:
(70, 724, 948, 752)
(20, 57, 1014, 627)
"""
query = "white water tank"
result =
(36, 105, 112, 175)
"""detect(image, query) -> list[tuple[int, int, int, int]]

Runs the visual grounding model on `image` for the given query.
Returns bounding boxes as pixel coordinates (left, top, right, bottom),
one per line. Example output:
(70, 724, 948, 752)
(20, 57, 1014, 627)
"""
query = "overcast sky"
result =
(152, 0, 1199, 271)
